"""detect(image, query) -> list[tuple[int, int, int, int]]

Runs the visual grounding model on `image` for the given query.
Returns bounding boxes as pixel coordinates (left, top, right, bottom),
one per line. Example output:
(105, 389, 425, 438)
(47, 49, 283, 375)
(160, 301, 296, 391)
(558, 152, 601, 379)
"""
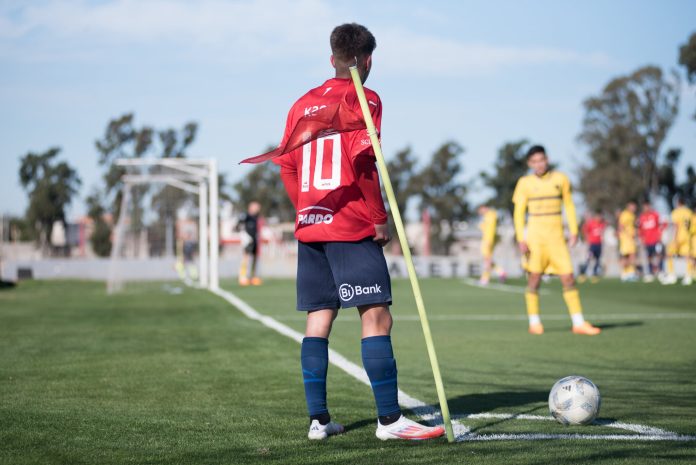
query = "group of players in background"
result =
(479, 187, 696, 287)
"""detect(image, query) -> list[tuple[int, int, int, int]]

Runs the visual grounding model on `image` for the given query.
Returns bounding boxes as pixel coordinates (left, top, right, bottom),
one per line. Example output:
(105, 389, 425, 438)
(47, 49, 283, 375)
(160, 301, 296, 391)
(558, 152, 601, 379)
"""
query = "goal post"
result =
(106, 158, 220, 293)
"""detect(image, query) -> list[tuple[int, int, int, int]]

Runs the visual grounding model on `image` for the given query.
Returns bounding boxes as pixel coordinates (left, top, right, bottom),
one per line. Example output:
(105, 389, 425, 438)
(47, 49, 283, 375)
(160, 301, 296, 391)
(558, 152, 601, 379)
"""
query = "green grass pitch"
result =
(1, 278, 695, 464)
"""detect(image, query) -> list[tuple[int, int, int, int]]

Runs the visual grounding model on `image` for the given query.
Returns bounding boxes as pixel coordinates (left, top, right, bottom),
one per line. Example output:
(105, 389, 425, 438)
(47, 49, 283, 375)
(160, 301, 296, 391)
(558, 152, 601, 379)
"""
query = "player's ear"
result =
(330, 55, 336, 69)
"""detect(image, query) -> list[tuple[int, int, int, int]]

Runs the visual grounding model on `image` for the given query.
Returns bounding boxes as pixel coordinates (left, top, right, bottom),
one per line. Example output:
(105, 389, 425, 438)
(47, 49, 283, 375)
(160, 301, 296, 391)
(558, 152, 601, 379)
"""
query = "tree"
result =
(657, 148, 696, 208)
(18, 147, 81, 252)
(578, 66, 680, 211)
(94, 113, 199, 255)
(85, 191, 112, 257)
(413, 141, 469, 254)
(481, 140, 529, 216)
(232, 161, 295, 222)
(385, 146, 419, 218)
(679, 31, 696, 120)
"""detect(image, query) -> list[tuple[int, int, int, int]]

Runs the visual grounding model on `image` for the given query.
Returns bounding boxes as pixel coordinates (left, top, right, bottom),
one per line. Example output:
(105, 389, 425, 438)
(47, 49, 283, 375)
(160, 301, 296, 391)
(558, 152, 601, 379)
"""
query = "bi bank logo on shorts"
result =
(339, 283, 382, 301)
(297, 206, 334, 225)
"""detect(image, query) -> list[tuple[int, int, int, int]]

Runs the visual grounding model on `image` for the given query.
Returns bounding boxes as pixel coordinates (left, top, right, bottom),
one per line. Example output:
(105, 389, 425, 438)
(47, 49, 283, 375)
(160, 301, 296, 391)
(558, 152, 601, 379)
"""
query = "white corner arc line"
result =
(209, 287, 695, 442)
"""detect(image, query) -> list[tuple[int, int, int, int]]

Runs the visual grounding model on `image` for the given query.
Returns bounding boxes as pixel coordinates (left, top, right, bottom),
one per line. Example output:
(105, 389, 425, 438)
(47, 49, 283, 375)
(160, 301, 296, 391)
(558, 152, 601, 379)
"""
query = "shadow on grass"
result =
(0, 280, 16, 290)
(595, 321, 643, 330)
(446, 390, 548, 415)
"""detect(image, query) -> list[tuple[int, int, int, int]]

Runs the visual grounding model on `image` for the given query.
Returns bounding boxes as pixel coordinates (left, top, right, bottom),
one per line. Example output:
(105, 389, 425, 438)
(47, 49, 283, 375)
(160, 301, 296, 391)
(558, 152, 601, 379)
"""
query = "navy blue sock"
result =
(301, 337, 329, 418)
(361, 335, 401, 419)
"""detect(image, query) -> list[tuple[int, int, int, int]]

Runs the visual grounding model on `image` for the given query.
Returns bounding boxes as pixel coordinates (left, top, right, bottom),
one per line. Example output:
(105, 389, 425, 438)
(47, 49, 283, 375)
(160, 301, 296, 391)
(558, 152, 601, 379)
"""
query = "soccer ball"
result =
(548, 376, 601, 425)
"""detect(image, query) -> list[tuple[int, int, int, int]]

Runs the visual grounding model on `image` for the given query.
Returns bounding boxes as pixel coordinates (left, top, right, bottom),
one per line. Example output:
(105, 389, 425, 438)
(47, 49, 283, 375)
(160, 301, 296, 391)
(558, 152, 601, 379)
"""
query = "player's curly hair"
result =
(330, 23, 376, 63)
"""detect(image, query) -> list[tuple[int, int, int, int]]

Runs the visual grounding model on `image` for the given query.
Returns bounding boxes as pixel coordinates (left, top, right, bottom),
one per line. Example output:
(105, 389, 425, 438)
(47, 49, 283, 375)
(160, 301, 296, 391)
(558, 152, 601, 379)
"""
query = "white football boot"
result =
(307, 419, 345, 440)
(375, 415, 445, 440)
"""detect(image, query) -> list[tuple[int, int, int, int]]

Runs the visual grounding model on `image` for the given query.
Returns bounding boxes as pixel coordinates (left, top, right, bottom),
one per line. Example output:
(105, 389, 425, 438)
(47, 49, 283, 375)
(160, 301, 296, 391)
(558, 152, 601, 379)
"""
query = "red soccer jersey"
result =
(274, 78, 386, 242)
(638, 211, 662, 245)
(582, 218, 605, 245)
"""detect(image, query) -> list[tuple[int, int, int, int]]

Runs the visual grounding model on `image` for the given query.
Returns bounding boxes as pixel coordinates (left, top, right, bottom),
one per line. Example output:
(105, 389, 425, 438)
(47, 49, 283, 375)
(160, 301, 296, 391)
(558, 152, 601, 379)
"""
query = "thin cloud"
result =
(1, 0, 614, 75)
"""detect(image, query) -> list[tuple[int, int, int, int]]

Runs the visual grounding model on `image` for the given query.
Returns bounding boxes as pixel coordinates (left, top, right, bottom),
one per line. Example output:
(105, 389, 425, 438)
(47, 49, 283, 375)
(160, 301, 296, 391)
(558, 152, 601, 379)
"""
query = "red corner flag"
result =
(240, 95, 366, 164)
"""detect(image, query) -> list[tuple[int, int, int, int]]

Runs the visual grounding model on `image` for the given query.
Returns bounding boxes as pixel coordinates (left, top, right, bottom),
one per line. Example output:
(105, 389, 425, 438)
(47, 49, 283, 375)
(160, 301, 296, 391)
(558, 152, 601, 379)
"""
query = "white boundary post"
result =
(209, 159, 220, 290)
(198, 181, 209, 288)
(112, 158, 219, 291)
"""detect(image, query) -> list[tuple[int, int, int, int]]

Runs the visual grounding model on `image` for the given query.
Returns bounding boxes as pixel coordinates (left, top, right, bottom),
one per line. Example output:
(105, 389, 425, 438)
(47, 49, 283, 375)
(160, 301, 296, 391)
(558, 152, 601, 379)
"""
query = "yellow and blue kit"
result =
(512, 171, 577, 276)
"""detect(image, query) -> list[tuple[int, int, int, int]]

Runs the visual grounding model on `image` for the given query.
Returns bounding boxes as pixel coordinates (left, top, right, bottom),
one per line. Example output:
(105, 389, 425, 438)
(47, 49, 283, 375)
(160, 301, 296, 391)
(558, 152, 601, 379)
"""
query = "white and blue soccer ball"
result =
(548, 376, 601, 425)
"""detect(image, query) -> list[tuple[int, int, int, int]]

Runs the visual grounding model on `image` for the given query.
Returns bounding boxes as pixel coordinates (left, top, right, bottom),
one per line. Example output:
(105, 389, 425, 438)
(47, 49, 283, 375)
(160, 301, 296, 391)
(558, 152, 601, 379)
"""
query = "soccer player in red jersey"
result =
(273, 23, 444, 441)
(638, 202, 665, 282)
(579, 210, 606, 282)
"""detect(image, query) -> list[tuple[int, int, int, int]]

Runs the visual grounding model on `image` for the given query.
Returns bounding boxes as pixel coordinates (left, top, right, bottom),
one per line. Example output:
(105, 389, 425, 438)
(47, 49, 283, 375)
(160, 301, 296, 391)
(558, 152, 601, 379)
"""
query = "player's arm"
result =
(512, 179, 528, 253)
(354, 154, 389, 245)
(279, 164, 299, 209)
(561, 175, 579, 246)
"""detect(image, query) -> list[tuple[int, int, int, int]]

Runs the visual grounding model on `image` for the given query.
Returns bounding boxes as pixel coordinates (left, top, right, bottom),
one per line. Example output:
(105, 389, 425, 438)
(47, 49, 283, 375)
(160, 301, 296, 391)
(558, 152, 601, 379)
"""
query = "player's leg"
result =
(591, 244, 602, 282)
(249, 241, 262, 285)
(296, 241, 344, 439)
(549, 239, 600, 335)
(328, 239, 443, 440)
(524, 241, 545, 334)
(525, 272, 544, 334)
(479, 245, 492, 285)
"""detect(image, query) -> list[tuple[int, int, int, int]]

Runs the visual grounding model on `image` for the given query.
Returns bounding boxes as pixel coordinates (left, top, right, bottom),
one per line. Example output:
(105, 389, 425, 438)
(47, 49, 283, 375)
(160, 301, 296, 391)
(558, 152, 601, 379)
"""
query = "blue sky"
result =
(1, 0, 695, 218)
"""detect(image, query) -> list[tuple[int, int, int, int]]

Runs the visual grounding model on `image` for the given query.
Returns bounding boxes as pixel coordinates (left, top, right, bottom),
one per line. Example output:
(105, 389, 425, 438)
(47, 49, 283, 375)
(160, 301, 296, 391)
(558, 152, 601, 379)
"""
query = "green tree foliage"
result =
(413, 141, 469, 254)
(578, 66, 680, 212)
(85, 191, 112, 257)
(657, 148, 696, 208)
(481, 140, 529, 216)
(232, 161, 295, 222)
(679, 31, 696, 120)
(94, 114, 199, 254)
(385, 146, 419, 219)
(18, 147, 81, 250)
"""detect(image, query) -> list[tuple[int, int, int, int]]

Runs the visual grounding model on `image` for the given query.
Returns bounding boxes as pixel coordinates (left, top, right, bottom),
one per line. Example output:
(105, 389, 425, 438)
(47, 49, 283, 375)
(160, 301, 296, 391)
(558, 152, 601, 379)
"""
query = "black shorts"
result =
(296, 238, 392, 311)
(244, 240, 258, 256)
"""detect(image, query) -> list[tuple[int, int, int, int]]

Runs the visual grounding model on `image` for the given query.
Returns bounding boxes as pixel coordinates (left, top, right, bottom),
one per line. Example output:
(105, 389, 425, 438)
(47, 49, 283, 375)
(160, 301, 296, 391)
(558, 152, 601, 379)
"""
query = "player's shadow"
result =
(594, 321, 643, 331)
(445, 390, 549, 433)
(446, 390, 548, 415)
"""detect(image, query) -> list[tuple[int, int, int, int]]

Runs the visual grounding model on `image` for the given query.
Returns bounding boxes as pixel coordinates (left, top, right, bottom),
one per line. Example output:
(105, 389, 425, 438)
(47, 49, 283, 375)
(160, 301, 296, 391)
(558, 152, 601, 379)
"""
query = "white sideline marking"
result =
(270, 313, 696, 322)
(209, 287, 695, 442)
(462, 278, 551, 295)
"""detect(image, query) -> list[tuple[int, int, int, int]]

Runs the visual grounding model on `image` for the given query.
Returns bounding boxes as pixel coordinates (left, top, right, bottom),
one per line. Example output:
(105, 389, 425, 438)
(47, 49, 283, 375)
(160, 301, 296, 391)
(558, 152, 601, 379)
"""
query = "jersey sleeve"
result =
(512, 178, 527, 242)
(560, 174, 578, 236)
(354, 155, 388, 224)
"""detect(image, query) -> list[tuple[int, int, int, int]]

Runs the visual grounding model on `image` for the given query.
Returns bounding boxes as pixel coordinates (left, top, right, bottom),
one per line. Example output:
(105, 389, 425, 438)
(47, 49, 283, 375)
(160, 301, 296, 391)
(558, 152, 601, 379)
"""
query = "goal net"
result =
(106, 158, 219, 294)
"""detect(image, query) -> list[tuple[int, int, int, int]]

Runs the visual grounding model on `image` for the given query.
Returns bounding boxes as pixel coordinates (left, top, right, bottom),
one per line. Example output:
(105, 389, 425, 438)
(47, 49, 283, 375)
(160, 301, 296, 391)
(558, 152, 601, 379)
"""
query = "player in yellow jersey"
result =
(691, 210, 696, 282)
(617, 202, 638, 282)
(512, 145, 601, 336)
(477, 204, 507, 285)
(663, 198, 693, 285)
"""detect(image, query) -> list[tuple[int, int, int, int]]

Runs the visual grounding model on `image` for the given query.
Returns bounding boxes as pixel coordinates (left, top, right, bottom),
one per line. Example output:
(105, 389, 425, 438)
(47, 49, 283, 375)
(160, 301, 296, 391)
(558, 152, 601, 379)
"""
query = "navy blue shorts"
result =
(589, 243, 602, 259)
(296, 238, 392, 311)
(645, 243, 660, 258)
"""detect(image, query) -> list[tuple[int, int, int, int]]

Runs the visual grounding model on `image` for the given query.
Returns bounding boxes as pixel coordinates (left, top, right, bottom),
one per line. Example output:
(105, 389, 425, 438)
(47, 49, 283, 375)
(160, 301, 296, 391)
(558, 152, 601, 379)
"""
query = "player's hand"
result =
(518, 241, 529, 254)
(373, 223, 391, 247)
(568, 234, 578, 247)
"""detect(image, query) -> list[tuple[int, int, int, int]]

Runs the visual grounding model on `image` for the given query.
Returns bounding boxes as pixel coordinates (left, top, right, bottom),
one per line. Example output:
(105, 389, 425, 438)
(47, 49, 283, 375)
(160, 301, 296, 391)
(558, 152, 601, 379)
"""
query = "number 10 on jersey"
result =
(301, 134, 341, 192)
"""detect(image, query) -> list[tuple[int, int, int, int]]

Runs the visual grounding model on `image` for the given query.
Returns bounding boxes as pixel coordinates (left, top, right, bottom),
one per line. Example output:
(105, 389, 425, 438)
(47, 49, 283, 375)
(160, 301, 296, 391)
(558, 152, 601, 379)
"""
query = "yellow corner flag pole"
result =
(349, 65, 455, 442)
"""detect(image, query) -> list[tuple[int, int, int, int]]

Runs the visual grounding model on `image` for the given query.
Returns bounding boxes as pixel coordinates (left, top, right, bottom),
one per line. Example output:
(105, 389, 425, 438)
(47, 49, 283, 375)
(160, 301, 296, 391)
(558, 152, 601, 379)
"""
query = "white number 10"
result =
(301, 134, 341, 192)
